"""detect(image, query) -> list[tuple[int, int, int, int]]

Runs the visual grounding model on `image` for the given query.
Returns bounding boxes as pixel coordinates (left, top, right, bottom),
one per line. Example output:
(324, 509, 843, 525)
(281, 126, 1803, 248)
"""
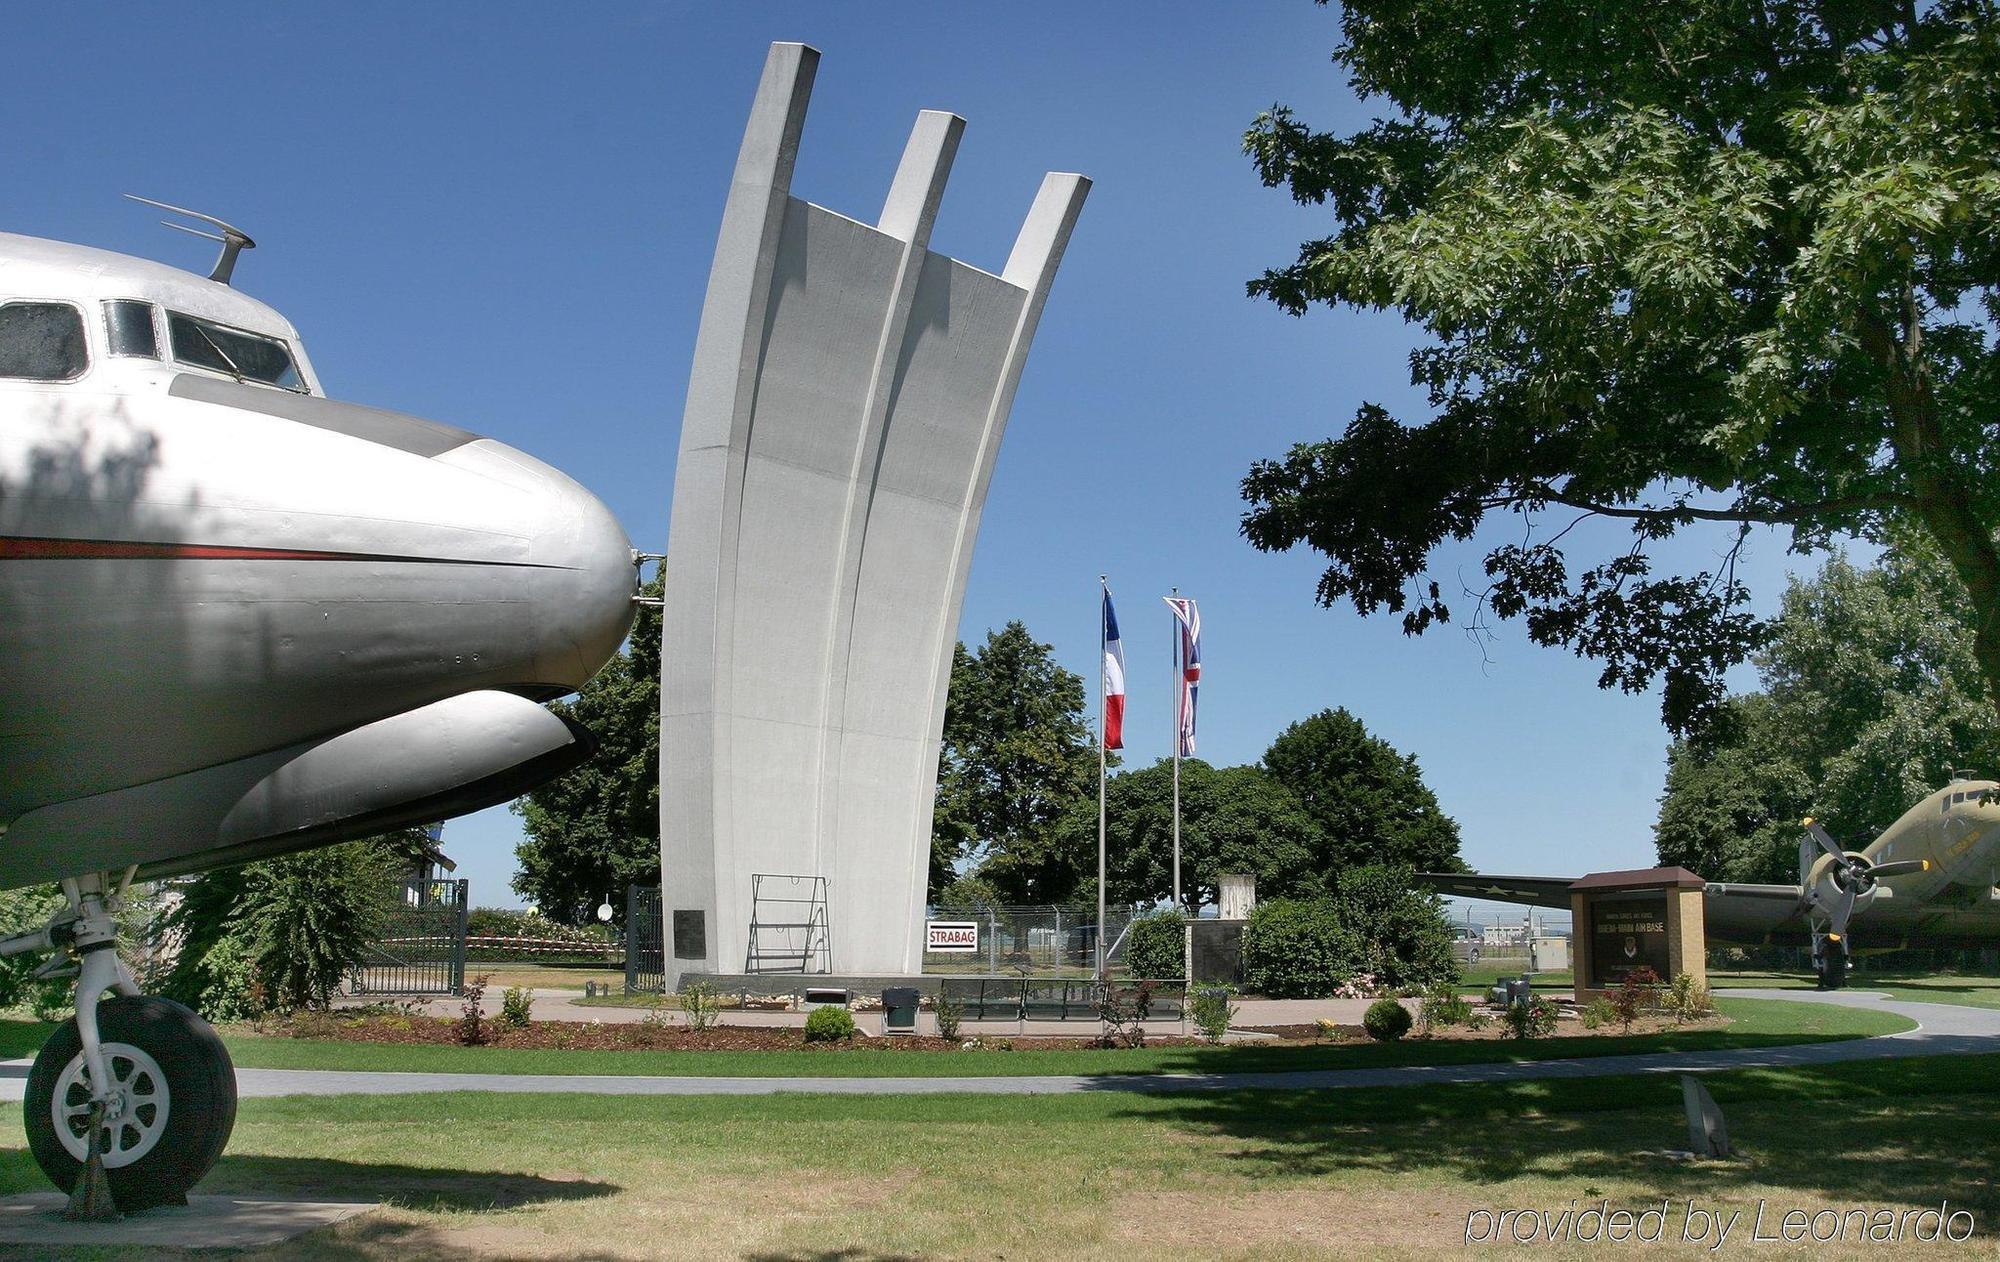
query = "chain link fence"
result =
(922, 904, 1143, 976)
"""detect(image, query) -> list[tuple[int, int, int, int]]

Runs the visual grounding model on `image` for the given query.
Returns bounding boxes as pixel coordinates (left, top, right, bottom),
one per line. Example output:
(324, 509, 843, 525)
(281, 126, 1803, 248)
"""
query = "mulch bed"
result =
(1242, 1012, 1730, 1043)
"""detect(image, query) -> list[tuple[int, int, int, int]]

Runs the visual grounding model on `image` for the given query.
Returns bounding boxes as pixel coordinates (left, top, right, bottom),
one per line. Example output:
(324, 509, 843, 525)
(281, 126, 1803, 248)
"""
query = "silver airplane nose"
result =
(437, 438, 638, 693)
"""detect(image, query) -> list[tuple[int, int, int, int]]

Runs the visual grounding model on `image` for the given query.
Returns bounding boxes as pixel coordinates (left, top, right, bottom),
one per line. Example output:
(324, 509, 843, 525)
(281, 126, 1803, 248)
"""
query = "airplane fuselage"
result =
(0, 230, 637, 885)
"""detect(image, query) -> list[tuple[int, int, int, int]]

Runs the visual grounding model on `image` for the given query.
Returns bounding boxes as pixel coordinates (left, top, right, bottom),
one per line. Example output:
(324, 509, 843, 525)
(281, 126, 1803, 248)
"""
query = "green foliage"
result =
(500, 987, 535, 1028)
(1362, 997, 1412, 1041)
(1240, 897, 1361, 998)
(1043, 759, 1325, 910)
(1263, 709, 1463, 877)
(166, 930, 263, 1023)
(804, 1005, 856, 1042)
(934, 988, 963, 1041)
(162, 833, 427, 1016)
(1329, 864, 1461, 990)
(1417, 983, 1473, 1035)
(1123, 910, 1187, 980)
(680, 981, 721, 1033)
(1666, 972, 1713, 1024)
(1504, 995, 1560, 1040)
(1581, 997, 1617, 1030)
(1190, 986, 1238, 1044)
(513, 573, 663, 925)
(1240, 2, 2000, 737)
(1658, 541, 2000, 880)
(0, 886, 70, 1015)
(936, 624, 1102, 902)
(931, 875, 1002, 917)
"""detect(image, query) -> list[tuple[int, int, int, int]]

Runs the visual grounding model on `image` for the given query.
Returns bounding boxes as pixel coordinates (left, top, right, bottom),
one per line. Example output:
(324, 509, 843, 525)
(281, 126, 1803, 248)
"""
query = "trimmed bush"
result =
(1190, 987, 1237, 1044)
(1241, 897, 1361, 998)
(1362, 997, 1412, 1041)
(1504, 995, 1559, 1039)
(804, 1005, 857, 1042)
(1330, 865, 1462, 990)
(1125, 911, 1187, 979)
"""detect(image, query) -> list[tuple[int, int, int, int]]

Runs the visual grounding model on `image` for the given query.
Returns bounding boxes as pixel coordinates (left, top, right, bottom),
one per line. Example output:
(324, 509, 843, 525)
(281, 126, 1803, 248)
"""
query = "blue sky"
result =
(4, 4, 1823, 908)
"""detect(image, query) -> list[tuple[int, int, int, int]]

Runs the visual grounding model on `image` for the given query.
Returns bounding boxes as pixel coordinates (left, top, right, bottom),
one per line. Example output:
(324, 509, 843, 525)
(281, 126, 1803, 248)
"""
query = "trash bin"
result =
(882, 986, 920, 1036)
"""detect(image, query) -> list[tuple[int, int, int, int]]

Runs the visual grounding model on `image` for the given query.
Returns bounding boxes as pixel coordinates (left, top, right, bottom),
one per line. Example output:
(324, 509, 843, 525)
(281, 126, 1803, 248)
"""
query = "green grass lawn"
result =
(173, 996, 1908, 1079)
(1708, 968, 2000, 1010)
(0, 1053, 1991, 1258)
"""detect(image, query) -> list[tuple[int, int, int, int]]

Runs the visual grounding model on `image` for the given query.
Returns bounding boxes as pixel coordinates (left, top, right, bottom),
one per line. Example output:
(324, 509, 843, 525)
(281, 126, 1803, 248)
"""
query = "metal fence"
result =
(922, 905, 1143, 976)
(626, 884, 666, 995)
(348, 877, 469, 995)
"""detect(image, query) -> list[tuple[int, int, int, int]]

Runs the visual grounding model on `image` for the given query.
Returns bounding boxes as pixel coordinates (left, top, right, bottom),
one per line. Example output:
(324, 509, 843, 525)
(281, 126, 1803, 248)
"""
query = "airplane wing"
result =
(1413, 872, 1577, 909)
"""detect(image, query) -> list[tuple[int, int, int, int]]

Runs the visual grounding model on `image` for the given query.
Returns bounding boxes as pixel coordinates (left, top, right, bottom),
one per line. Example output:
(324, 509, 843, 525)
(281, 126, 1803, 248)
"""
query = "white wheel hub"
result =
(52, 1041, 170, 1168)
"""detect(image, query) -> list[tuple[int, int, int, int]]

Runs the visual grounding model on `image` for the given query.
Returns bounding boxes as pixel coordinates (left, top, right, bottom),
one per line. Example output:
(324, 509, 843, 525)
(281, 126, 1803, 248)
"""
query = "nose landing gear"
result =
(0, 871, 237, 1216)
(1811, 924, 1850, 990)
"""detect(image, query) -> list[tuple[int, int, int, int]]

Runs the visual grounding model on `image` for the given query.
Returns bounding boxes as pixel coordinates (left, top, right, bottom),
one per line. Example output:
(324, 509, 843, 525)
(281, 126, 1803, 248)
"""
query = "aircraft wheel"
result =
(1816, 954, 1848, 991)
(24, 995, 237, 1210)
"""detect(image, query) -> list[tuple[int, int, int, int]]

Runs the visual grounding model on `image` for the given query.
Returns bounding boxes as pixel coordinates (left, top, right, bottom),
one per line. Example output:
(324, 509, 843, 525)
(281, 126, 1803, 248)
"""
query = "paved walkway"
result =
(5, 989, 1993, 1099)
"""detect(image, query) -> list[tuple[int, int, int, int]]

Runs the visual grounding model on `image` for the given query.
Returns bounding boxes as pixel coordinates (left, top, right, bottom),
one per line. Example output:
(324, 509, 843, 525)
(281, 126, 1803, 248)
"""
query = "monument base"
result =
(0, 1194, 377, 1249)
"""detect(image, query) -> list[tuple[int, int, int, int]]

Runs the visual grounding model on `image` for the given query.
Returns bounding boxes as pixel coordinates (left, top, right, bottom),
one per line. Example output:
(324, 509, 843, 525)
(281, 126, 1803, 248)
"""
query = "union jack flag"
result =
(1164, 596, 1200, 757)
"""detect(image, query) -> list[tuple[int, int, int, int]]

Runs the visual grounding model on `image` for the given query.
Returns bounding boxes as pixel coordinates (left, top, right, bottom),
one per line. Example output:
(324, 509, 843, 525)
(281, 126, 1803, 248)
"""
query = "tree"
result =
(1262, 709, 1464, 877)
(1240, 1, 2000, 737)
(1330, 864, 1460, 989)
(513, 575, 662, 924)
(160, 832, 427, 1016)
(1657, 539, 2000, 880)
(1023, 759, 1324, 910)
(931, 622, 1100, 899)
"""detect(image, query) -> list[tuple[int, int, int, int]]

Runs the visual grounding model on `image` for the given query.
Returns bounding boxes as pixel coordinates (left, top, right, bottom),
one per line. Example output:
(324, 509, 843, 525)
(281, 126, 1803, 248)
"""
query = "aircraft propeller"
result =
(1799, 817, 1931, 941)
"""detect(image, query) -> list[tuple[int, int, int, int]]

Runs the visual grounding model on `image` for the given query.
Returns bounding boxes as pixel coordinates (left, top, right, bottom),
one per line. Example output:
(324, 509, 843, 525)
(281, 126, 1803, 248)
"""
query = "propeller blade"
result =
(1866, 858, 1931, 880)
(1804, 820, 1846, 865)
(1798, 832, 1817, 886)
(1829, 882, 1857, 937)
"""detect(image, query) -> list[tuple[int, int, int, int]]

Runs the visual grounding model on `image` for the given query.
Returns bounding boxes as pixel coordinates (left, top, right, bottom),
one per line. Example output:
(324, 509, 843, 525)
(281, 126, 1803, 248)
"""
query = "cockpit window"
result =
(104, 300, 159, 358)
(0, 302, 87, 381)
(168, 312, 304, 391)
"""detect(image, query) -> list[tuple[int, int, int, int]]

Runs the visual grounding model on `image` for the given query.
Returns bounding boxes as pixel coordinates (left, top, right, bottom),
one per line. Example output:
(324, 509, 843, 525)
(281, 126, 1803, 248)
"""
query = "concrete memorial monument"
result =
(659, 43, 1088, 985)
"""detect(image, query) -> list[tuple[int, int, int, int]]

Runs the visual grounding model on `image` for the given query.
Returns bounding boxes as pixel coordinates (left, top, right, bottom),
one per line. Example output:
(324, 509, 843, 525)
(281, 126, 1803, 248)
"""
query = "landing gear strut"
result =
(1810, 923, 1850, 991)
(0, 871, 236, 1215)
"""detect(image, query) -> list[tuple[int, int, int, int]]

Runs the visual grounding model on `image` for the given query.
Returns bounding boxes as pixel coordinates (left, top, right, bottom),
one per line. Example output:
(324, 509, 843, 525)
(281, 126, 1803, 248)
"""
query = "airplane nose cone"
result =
(438, 438, 637, 692)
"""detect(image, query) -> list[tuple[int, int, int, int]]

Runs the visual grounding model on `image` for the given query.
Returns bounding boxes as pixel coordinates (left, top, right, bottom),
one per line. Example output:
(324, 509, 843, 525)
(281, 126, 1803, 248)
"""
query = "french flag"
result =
(1102, 589, 1126, 750)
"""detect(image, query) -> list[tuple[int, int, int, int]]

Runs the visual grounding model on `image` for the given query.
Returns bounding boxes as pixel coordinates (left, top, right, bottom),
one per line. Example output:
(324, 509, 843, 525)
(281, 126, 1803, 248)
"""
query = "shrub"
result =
(804, 1005, 856, 1042)
(1330, 865, 1463, 990)
(458, 974, 490, 1046)
(1190, 987, 1237, 1044)
(1666, 972, 1713, 1023)
(1125, 911, 1187, 980)
(680, 980, 722, 1032)
(1313, 1017, 1342, 1041)
(500, 986, 535, 1028)
(934, 989, 963, 1041)
(1504, 995, 1559, 1039)
(1241, 898, 1362, 998)
(1611, 967, 1662, 1031)
(1417, 983, 1473, 1035)
(1362, 997, 1412, 1041)
(1580, 997, 1617, 1030)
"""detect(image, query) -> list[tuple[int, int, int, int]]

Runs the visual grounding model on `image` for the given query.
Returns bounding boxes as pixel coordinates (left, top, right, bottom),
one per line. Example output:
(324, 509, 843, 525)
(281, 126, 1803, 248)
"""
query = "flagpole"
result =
(1097, 575, 1108, 983)
(1170, 587, 1181, 920)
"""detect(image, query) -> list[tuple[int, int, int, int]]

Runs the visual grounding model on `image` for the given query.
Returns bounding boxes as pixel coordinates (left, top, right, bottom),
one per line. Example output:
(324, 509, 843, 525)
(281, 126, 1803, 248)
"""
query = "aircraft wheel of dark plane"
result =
(24, 996, 237, 1210)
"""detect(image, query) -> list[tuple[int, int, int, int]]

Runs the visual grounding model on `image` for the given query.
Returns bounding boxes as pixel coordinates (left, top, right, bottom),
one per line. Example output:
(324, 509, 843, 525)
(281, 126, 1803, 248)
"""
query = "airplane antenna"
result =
(123, 194, 256, 286)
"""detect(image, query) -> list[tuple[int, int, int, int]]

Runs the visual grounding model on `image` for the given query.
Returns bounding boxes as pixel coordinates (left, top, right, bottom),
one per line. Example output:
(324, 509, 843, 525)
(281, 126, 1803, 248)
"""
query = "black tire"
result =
(1468, 947, 1481, 967)
(24, 995, 237, 1210)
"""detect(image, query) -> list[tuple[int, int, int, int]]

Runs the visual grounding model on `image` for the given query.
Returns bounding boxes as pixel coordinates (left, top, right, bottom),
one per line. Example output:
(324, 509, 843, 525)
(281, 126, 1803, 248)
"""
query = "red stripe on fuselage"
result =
(0, 535, 530, 565)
